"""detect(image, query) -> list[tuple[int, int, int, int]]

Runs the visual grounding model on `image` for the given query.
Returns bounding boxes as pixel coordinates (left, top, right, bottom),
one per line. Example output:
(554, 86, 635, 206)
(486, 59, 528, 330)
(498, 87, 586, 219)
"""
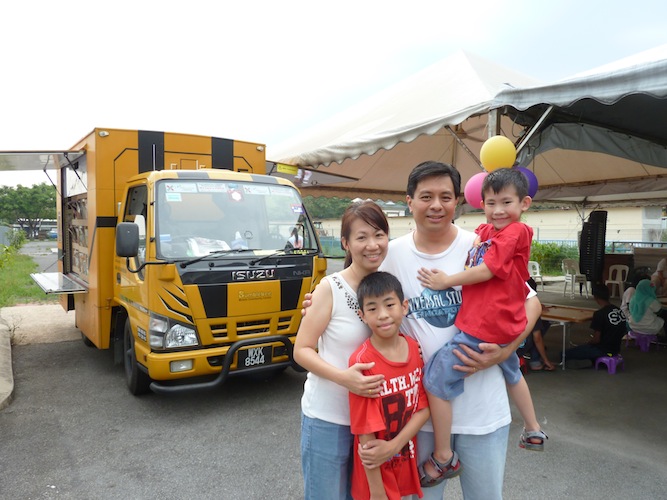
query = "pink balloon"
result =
(516, 167, 539, 197)
(464, 172, 488, 208)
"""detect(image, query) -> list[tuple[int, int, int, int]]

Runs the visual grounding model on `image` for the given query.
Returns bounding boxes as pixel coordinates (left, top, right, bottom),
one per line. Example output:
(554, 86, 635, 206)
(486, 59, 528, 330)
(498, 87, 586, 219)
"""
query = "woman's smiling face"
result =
(341, 218, 388, 272)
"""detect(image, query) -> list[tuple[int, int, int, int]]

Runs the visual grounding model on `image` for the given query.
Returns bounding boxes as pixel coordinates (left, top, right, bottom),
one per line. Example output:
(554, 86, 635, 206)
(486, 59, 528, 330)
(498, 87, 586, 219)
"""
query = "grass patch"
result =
(0, 253, 59, 307)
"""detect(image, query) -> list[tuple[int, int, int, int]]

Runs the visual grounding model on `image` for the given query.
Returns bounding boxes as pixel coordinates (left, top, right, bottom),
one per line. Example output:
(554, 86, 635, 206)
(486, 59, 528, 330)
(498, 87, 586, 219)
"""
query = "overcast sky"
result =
(2, 0, 666, 186)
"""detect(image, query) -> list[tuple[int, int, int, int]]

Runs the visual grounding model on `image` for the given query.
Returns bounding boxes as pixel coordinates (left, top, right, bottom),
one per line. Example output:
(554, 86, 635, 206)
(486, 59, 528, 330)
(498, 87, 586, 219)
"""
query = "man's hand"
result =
(452, 342, 512, 374)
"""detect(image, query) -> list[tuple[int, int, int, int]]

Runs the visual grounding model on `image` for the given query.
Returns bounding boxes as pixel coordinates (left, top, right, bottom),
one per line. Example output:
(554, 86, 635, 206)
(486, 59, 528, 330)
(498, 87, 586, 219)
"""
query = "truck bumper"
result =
(147, 335, 301, 394)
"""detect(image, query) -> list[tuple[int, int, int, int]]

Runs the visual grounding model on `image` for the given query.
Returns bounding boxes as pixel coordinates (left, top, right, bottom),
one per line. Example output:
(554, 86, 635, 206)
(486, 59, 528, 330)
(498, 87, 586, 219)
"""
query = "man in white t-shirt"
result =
(360, 161, 541, 500)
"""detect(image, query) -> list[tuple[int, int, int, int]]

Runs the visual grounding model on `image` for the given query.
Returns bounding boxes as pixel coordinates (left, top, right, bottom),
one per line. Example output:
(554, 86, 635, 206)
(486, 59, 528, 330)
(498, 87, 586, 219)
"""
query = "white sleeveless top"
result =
(300, 273, 371, 425)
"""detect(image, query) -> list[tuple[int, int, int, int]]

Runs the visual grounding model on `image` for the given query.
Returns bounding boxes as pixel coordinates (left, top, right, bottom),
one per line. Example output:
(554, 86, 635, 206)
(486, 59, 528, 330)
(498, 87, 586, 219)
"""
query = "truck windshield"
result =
(155, 179, 318, 259)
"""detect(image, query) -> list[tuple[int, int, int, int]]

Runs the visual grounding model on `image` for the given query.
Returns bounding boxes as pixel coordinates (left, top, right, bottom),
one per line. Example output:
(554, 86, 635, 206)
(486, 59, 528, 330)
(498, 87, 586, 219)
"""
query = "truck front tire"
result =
(124, 318, 151, 395)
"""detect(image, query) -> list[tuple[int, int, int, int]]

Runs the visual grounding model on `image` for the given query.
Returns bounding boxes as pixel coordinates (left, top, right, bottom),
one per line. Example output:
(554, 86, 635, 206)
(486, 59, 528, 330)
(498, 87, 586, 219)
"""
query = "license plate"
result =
(237, 346, 271, 369)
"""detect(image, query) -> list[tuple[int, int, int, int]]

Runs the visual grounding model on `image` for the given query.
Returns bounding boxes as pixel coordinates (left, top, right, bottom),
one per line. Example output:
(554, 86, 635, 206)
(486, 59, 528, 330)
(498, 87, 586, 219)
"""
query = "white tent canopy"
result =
(492, 45, 667, 205)
(271, 51, 539, 200)
(272, 46, 667, 207)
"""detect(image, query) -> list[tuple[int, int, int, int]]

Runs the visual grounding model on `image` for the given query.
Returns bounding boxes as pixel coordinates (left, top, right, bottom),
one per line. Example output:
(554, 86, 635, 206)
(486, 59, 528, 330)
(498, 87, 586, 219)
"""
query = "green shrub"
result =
(9, 229, 26, 249)
(530, 241, 579, 275)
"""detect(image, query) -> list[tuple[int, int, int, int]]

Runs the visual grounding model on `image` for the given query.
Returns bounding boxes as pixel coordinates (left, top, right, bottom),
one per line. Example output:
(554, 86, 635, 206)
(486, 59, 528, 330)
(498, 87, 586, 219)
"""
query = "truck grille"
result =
(210, 315, 293, 340)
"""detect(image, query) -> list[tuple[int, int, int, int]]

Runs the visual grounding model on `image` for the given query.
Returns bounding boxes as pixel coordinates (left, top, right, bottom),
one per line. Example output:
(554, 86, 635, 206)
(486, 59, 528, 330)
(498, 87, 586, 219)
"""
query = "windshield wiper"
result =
(178, 248, 258, 268)
(249, 247, 319, 266)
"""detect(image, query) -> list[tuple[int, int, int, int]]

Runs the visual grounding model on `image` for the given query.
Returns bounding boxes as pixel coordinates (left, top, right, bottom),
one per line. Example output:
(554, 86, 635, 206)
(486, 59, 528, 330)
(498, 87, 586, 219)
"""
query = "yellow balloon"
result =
(480, 135, 517, 171)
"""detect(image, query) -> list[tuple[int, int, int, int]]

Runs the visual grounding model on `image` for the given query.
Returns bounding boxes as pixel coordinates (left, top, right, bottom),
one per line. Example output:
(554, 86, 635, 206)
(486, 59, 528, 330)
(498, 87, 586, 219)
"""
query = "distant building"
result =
(317, 206, 667, 246)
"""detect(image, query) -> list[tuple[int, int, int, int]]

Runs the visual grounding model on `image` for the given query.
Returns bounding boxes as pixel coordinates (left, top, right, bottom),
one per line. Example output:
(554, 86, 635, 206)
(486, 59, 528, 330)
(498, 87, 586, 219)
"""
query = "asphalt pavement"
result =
(2, 247, 667, 498)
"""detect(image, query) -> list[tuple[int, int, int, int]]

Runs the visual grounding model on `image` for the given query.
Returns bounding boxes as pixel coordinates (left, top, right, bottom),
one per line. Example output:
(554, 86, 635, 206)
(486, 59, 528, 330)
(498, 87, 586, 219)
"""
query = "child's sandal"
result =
(519, 428, 548, 451)
(418, 451, 462, 487)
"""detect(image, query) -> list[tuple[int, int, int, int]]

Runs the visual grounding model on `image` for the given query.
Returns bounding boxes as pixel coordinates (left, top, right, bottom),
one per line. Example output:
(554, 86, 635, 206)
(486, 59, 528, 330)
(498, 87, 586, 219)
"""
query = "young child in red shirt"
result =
(416, 168, 547, 486)
(349, 271, 430, 500)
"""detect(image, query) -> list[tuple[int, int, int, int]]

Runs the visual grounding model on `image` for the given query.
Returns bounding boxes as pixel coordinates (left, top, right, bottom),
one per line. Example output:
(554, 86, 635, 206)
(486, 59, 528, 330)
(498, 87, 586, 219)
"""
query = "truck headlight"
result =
(149, 313, 199, 350)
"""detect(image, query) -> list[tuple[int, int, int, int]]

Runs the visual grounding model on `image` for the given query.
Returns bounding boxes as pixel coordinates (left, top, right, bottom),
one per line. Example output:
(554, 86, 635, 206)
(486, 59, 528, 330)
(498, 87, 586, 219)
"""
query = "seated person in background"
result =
(627, 279, 667, 340)
(287, 226, 304, 249)
(563, 285, 627, 366)
(650, 258, 667, 295)
(518, 279, 555, 371)
(620, 274, 650, 325)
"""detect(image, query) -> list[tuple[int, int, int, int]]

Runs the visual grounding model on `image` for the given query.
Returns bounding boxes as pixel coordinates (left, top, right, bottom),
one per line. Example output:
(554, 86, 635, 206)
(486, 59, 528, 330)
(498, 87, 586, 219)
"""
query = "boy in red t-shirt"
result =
(416, 168, 547, 486)
(349, 271, 430, 500)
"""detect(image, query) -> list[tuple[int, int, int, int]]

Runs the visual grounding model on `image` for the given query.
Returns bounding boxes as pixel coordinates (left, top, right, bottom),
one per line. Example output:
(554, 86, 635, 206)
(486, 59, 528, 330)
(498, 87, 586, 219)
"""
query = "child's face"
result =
(481, 185, 531, 231)
(359, 291, 408, 341)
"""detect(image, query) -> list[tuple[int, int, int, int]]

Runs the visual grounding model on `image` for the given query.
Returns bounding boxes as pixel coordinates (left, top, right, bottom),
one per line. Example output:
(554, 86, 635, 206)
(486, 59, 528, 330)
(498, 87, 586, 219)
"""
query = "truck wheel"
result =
(81, 333, 95, 348)
(124, 318, 151, 395)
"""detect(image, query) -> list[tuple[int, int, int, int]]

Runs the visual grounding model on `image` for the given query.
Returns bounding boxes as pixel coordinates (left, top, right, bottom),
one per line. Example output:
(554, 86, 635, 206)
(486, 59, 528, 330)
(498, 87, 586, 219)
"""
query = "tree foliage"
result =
(302, 196, 352, 219)
(0, 183, 57, 237)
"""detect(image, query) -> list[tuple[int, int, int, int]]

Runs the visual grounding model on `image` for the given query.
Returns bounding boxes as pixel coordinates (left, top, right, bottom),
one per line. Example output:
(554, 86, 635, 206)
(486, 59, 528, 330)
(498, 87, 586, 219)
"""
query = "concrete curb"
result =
(0, 304, 79, 411)
(0, 320, 14, 411)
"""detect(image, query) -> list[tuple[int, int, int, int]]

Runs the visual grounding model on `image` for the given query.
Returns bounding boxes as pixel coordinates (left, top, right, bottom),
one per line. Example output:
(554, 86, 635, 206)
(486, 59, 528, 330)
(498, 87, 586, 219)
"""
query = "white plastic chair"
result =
(528, 261, 544, 291)
(562, 258, 589, 299)
(605, 264, 629, 298)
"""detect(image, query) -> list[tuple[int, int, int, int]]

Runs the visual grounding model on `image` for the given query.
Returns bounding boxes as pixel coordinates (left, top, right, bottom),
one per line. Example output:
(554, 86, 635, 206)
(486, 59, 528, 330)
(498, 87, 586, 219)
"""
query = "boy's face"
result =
(359, 291, 409, 341)
(481, 185, 531, 231)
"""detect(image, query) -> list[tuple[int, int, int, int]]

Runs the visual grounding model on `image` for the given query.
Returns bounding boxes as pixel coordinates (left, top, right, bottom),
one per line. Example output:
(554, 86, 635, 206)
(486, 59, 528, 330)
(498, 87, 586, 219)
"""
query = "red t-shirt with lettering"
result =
(348, 334, 428, 500)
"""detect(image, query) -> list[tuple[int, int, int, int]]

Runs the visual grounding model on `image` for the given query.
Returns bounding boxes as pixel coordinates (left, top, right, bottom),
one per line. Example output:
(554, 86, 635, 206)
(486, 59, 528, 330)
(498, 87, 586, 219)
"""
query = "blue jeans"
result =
(301, 413, 354, 500)
(410, 426, 510, 500)
(563, 344, 605, 363)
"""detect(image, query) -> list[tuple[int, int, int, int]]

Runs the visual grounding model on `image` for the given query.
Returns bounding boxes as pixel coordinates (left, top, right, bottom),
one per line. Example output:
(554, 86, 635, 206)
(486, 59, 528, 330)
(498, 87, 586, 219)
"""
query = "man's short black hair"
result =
(592, 285, 610, 301)
(357, 271, 404, 311)
(407, 161, 462, 198)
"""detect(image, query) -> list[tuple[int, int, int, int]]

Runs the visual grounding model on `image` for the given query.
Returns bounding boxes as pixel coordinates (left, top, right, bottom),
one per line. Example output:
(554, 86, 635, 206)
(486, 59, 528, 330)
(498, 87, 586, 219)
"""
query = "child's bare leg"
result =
(423, 391, 454, 478)
(507, 376, 539, 432)
(508, 376, 548, 450)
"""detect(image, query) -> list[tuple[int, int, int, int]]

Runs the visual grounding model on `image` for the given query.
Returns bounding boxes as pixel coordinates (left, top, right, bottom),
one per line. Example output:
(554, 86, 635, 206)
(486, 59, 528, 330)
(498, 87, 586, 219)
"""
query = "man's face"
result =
(406, 175, 458, 234)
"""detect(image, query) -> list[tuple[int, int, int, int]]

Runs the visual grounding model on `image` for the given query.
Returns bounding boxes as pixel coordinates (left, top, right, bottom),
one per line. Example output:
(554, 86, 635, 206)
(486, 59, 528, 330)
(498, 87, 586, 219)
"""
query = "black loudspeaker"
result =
(580, 210, 607, 284)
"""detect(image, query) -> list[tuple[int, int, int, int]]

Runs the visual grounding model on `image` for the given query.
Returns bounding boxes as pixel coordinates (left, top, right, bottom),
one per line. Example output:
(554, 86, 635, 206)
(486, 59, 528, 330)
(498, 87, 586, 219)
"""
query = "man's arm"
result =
(452, 294, 542, 372)
(588, 330, 602, 345)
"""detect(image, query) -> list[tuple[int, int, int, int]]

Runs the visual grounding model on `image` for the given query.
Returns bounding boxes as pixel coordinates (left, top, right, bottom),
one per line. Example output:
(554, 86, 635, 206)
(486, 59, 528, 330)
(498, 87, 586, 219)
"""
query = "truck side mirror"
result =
(116, 222, 139, 257)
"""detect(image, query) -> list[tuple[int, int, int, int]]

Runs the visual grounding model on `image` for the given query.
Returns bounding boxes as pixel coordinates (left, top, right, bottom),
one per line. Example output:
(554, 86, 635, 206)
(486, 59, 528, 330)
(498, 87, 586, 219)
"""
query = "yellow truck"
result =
(10, 128, 326, 394)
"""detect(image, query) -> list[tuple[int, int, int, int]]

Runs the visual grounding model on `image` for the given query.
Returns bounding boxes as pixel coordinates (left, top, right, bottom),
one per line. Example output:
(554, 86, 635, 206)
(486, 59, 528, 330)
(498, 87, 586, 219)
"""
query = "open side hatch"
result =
(30, 272, 88, 294)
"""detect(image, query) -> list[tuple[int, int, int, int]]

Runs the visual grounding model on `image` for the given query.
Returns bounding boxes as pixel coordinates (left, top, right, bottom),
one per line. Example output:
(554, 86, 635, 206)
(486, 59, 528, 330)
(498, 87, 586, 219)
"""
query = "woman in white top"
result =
(294, 201, 391, 500)
(628, 279, 665, 335)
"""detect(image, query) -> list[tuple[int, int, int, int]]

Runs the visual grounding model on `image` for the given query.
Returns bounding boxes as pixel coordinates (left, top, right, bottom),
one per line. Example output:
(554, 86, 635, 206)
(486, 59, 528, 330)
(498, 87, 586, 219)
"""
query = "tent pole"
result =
(487, 109, 501, 138)
(445, 126, 484, 170)
(515, 105, 554, 153)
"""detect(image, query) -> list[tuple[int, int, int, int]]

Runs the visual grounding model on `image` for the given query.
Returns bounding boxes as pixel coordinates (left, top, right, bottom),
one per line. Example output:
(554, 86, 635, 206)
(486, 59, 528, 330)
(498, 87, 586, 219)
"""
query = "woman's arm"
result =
(293, 280, 384, 396)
